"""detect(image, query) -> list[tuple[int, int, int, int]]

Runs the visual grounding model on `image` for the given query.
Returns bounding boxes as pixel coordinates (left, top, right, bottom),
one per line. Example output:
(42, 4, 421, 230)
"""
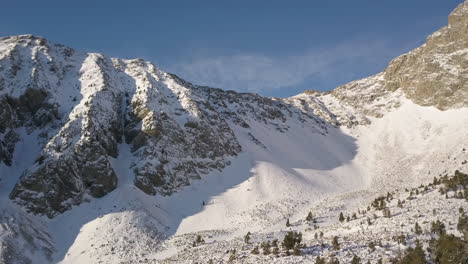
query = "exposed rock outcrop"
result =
(383, 1, 468, 109)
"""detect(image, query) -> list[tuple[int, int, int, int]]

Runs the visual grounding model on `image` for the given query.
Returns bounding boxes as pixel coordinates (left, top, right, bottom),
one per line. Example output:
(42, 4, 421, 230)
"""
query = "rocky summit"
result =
(0, 2, 468, 264)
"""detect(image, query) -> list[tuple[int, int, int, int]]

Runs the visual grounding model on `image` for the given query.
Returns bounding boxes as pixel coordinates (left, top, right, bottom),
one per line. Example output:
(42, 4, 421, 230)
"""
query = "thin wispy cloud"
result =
(169, 37, 416, 95)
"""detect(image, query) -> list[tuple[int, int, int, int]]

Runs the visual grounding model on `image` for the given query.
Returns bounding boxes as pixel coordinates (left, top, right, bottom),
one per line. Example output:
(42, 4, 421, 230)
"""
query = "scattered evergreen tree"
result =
(261, 241, 271, 255)
(320, 231, 324, 238)
(193, 235, 205, 247)
(272, 239, 278, 248)
(332, 236, 340, 250)
(457, 214, 468, 240)
(352, 213, 357, 220)
(430, 220, 446, 236)
(306, 211, 314, 222)
(397, 199, 403, 208)
(244, 232, 251, 244)
(251, 246, 259, 255)
(372, 196, 387, 210)
(316, 255, 326, 264)
(286, 218, 290, 227)
(368, 241, 376, 252)
(314, 233, 318, 239)
(228, 249, 236, 262)
(292, 246, 301, 256)
(282, 231, 302, 253)
(414, 222, 422, 235)
(396, 234, 406, 245)
(428, 233, 467, 264)
(398, 240, 426, 264)
(339, 212, 345, 223)
(351, 254, 361, 264)
(346, 216, 350, 222)
(327, 257, 340, 264)
(383, 207, 391, 218)
(272, 246, 279, 256)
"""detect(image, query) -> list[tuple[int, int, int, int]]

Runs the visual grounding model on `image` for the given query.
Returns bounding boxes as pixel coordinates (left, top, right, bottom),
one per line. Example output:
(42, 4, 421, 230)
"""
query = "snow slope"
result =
(45, 98, 468, 263)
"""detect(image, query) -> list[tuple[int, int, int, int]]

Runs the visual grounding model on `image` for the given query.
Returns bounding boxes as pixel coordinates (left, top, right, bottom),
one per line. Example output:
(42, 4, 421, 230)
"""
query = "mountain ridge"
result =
(0, 1, 468, 263)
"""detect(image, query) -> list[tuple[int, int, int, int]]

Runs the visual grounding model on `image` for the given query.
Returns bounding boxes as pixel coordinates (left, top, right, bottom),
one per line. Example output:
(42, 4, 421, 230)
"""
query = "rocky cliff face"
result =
(1, 1, 468, 219)
(299, 1, 468, 123)
(0, 35, 336, 218)
(383, 1, 468, 109)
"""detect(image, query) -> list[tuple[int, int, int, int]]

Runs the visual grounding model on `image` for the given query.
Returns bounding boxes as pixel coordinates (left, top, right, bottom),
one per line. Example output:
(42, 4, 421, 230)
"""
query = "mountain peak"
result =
(449, 1, 468, 26)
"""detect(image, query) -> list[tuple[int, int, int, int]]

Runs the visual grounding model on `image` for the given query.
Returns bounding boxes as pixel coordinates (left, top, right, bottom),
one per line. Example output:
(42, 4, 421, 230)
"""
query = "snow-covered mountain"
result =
(1, 2, 468, 264)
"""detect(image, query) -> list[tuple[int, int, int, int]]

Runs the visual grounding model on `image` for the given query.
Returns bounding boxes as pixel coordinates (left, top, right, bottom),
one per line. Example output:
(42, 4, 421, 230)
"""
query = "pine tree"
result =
(414, 222, 422, 235)
(228, 249, 236, 262)
(332, 236, 340, 250)
(400, 240, 426, 264)
(368, 241, 376, 252)
(272, 239, 278, 248)
(251, 246, 259, 255)
(397, 234, 406, 245)
(292, 245, 301, 256)
(379, 199, 386, 210)
(286, 218, 290, 227)
(193, 234, 204, 246)
(431, 220, 446, 236)
(351, 254, 361, 264)
(457, 214, 468, 239)
(282, 231, 302, 252)
(383, 207, 391, 218)
(429, 233, 467, 263)
(339, 212, 345, 223)
(261, 241, 271, 255)
(244, 232, 251, 243)
(196, 234, 204, 244)
(272, 246, 279, 256)
(316, 255, 326, 264)
(306, 211, 314, 222)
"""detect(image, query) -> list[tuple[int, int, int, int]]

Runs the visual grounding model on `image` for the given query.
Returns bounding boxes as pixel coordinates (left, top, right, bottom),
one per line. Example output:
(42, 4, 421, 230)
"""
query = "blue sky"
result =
(0, 0, 463, 97)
